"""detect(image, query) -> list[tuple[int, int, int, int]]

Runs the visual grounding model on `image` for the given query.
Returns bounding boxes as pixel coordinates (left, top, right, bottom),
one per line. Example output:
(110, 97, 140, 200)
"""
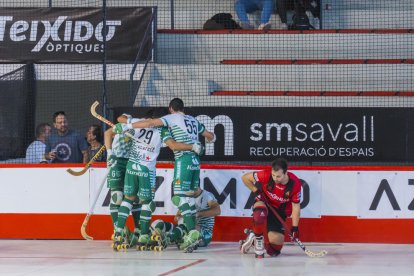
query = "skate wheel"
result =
(116, 245, 123, 251)
(153, 246, 163, 252)
(140, 246, 146, 251)
(111, 233, 115, 240)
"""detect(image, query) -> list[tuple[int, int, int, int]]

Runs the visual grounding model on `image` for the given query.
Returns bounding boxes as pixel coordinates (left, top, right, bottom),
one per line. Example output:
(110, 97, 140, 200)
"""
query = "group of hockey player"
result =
(103, 96, 301, 258)
(105, 98, 218, 253)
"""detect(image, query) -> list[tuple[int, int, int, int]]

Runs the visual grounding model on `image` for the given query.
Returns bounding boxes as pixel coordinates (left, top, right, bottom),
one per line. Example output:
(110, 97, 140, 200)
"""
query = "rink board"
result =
(0, 163, 413, 243)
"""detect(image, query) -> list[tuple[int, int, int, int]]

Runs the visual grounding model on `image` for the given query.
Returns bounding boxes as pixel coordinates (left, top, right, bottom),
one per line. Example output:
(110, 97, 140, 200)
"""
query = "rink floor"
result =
(1, 240, 414, 275)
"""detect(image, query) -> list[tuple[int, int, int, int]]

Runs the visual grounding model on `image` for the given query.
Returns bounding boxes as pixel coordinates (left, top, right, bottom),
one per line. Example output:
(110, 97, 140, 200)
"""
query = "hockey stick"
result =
(259, 194, 328, 258)
(90, 101, 153, 148)
(66, 145, 106, 176)
(81, 173, 107, 240)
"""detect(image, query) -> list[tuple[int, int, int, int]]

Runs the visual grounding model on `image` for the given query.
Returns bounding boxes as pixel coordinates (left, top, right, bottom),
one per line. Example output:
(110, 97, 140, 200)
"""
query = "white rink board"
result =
(0, 167, 412, 218)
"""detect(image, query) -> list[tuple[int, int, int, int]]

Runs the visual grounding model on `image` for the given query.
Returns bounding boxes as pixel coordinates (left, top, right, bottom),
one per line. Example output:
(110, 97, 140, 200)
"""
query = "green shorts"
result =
(124, 161, 155, 201)
(107, 157, 128, 191)
(173, 153, 200, 196)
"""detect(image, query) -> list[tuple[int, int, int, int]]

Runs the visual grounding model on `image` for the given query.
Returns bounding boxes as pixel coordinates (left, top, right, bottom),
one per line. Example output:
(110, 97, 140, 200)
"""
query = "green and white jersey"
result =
(195, 190, 217, 234)
(112, 132, 132, 159)
(128, 118, 171, 170)
(160, 113, 205, 159)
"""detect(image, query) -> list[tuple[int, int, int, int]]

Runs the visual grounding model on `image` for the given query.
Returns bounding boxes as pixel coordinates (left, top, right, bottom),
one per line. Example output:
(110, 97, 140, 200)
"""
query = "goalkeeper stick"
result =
(90, 101, 153, 148)
(260, 194, 328, 258)
(67, 145, 106, 176)
(81, 173, 107, 240)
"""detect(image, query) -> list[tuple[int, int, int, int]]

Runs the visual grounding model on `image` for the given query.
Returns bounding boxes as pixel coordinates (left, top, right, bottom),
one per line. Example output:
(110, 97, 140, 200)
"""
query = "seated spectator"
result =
(45, 111, 89, 163)
(235, 0, 274, 30)
(86, 124, 107, 162)
(25, 123, 51, 163)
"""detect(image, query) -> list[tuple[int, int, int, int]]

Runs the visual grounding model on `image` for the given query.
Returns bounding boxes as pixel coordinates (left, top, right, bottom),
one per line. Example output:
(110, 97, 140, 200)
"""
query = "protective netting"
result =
(0, 0, 413, 165)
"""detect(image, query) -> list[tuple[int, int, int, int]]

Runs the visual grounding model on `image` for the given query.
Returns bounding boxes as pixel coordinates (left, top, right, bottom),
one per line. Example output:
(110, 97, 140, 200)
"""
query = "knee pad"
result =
(110, 191, 123, 205)
(253, 206, 268, 225)
(266, 243, 283, 256)
(141, 200, 156, 213)
(151, 219, 165, 231)
(171, 195, 191, 208)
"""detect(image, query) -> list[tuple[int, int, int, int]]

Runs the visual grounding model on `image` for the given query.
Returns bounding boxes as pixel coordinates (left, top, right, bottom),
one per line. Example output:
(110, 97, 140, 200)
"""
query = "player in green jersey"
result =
(112, 109, 203, 251)
(113, 98, 215, 252)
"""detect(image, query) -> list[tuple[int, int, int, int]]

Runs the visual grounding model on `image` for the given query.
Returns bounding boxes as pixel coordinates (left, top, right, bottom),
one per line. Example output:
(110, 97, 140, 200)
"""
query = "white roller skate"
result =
(239, 228, 255, 254)
(254, 235, 265, 259)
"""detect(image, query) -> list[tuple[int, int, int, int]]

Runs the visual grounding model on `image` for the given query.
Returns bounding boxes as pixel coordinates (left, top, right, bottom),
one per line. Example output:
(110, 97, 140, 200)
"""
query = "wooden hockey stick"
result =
(90, 101, 153, 148)
(66, 145, 106, 176)
(81, 173, 107, 240)
(260, 194, 328, 258)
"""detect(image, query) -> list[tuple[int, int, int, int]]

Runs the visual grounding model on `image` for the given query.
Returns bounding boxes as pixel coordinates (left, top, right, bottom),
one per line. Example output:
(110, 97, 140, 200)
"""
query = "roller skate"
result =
(127, 228, 139, 248)
(112, 230, 129, 251)
(150, 228, 169, 252)
(136, 234, 157, 251)
(180, 229, 200, 253)
(254, 235, 265, 259)
(239, 228, 255, 254)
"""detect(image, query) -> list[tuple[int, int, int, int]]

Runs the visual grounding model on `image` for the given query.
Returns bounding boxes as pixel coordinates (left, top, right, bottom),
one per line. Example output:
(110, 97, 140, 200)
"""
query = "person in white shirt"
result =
(25, 123, 51, 163)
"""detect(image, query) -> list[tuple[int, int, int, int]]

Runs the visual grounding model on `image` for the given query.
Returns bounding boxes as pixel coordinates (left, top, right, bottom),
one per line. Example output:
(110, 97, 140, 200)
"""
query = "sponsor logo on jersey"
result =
(132, 163, 142, 171)
(126, 168, 148, 177)
(187, 165, 200, 170)
(266, 191, 290, 203)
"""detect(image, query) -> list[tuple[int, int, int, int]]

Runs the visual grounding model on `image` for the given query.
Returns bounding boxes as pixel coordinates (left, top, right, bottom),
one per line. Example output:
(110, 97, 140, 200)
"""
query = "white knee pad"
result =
(110, 191, 123, 205)
(171, 195, 192, 209)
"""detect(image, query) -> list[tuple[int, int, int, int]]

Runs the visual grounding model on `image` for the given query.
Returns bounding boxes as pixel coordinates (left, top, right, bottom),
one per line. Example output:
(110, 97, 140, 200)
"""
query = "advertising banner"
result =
(90, 168, 322, 218)
(0, 7, 153, 62)
(114, 107, 414, 162)
(357, 171, 414, 218)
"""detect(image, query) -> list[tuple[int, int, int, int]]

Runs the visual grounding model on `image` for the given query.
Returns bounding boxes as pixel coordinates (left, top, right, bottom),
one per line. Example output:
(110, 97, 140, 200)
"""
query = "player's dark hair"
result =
(35, 123, 51, 138)
(145, 109, 155, 119)
(271, 158, 288, 173)
(53, 111, 66, 122)
(169, 98, 184, 112)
